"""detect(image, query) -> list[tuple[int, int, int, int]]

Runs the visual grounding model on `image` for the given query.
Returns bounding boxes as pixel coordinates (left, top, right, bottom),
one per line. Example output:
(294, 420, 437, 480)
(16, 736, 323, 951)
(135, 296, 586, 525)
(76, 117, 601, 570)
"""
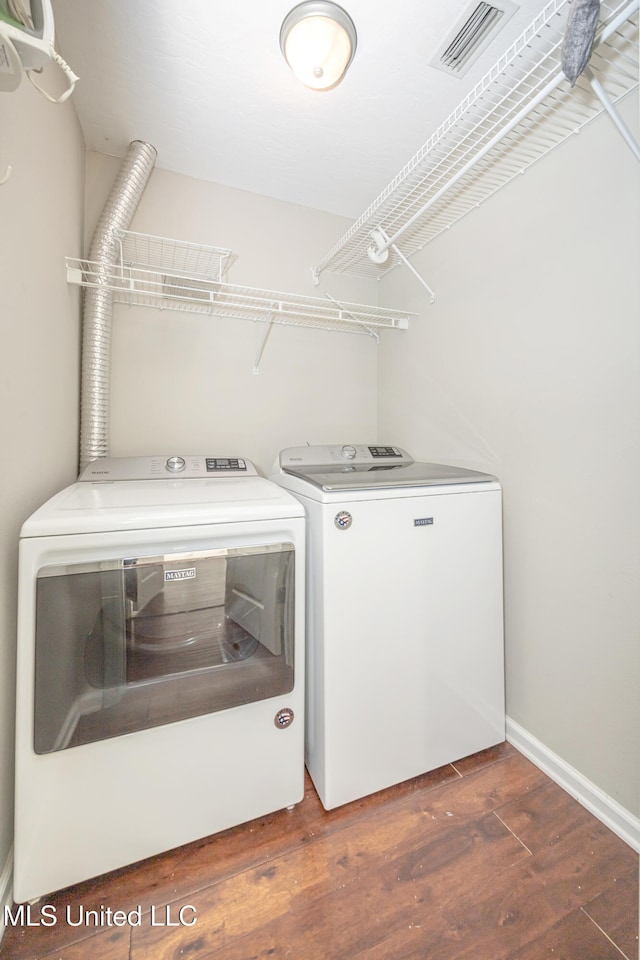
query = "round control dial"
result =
(165, 456, 186, 473)
(341, 445, 357, 460)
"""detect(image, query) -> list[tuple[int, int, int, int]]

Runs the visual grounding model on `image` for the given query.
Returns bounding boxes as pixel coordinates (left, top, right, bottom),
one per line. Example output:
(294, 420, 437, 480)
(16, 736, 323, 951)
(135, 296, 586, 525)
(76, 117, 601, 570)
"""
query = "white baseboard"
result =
(506, 717, 640, 853)
(0, 845, 13, 945)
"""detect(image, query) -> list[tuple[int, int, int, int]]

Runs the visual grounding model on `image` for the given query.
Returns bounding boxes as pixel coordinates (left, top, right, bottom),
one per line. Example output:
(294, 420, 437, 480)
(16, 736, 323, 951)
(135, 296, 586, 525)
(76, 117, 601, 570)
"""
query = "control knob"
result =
(341, 445, 357, 460)
(165, 456, 186, 473)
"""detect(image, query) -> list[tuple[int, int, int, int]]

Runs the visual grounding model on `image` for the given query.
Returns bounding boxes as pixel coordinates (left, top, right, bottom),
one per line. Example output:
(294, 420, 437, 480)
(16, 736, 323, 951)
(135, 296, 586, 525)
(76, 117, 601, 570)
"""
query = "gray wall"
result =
(378, 95, 640, 818)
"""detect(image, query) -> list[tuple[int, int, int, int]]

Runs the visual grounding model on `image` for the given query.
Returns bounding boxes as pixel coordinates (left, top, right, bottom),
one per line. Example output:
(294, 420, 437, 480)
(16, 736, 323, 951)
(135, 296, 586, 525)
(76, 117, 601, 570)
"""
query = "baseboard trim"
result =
(506, 717, 640, 853)
(0, 845, 13, 945)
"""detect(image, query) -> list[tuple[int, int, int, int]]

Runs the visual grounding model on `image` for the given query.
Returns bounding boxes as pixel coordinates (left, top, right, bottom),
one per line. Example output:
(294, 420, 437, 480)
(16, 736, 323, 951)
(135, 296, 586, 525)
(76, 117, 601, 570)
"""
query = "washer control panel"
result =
(368, 446, 404, 458)
(279, 444, 411, 469)
(79, 456, 257, 481)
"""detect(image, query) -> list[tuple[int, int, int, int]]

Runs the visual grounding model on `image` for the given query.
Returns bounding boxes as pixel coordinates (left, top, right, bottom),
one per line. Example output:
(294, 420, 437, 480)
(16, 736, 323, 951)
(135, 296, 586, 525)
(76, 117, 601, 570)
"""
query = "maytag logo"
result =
(414, 518, 434, 526)
(165, 568, 196, 581)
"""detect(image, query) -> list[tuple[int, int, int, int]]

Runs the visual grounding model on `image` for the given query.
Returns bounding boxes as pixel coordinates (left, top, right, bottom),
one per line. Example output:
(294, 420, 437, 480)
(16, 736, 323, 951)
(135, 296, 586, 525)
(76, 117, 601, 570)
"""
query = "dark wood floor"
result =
(2, 743, 638, 959)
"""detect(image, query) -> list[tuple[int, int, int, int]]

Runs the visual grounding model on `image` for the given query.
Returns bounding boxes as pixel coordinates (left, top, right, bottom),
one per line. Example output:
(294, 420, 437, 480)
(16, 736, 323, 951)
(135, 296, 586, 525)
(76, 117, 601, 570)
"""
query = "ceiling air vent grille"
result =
(433, 0, 517, 76)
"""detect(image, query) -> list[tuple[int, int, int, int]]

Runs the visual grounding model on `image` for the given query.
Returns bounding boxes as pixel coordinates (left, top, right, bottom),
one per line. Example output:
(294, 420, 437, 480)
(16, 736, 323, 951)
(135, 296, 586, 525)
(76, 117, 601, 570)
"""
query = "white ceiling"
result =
(51, 0, 552, 219)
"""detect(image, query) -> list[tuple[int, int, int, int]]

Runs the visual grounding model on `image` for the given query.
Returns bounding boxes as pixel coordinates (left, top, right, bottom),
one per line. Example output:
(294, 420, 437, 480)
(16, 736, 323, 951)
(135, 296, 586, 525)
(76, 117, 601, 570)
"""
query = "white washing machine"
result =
(272, 444, 505, 810)
(15, 455, 305, 903)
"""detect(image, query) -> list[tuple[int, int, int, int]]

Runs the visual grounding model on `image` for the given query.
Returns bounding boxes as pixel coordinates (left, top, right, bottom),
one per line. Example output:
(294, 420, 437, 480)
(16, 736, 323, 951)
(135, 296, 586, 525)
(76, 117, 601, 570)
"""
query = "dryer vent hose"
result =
(79, 140, 157, 472)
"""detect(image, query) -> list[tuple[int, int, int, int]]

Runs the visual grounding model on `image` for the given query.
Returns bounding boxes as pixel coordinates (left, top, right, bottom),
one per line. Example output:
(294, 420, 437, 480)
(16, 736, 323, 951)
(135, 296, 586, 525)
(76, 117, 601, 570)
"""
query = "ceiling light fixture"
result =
(280, 1, 357, 91)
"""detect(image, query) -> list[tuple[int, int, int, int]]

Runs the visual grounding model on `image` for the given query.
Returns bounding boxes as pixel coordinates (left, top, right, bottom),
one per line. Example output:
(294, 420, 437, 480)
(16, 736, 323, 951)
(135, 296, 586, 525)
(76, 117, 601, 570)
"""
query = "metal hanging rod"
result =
(584, 66, 640, 160)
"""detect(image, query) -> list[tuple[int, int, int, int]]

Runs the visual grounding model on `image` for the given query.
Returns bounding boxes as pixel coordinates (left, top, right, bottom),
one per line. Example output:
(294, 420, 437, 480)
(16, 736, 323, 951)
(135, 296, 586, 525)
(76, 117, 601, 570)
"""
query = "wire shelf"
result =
(116, 230, 236, 282)
(66, 235, 413, 337)
(314, 0, 639, 280)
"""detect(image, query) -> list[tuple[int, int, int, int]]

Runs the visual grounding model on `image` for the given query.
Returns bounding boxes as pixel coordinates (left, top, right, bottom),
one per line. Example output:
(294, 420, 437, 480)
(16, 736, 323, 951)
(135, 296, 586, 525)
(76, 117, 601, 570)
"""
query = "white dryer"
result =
(272, 444, 505, 810)
(15, 455, 305, 902)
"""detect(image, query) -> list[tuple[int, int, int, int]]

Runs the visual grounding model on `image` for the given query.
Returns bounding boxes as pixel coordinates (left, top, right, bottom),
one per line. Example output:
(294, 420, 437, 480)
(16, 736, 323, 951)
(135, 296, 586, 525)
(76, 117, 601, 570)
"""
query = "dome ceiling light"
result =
(280, 1, 357, 90)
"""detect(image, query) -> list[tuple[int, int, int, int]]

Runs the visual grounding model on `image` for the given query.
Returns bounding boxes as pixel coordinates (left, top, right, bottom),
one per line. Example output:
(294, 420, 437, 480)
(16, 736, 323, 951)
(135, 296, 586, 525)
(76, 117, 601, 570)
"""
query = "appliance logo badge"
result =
(414, 517, 434, 526)
(334, 510, 353, 530)
(274, 707, 295, 729)
(165, 568, 197, 582)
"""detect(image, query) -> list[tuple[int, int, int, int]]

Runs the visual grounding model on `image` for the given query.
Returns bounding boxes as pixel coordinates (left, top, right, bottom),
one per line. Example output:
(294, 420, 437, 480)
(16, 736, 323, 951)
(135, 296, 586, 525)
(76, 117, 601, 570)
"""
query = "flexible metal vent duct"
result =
(79, 140, 157, 471)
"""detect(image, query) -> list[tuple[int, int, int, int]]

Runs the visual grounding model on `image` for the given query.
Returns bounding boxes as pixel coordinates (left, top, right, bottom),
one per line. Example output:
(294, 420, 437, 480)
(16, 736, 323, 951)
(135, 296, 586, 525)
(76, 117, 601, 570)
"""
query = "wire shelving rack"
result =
(66, 231, 413, 370)
(313, 0, 639, 284)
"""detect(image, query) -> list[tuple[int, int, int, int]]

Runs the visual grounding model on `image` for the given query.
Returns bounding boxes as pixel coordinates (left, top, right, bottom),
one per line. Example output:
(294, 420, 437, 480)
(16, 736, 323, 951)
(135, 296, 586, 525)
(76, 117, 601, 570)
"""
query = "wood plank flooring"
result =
(2, 743, 637, 960)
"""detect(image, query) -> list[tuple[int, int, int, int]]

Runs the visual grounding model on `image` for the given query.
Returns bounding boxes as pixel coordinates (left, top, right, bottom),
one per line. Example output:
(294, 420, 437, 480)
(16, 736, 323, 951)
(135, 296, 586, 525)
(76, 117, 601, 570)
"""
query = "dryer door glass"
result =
(33, 543, 295, 754)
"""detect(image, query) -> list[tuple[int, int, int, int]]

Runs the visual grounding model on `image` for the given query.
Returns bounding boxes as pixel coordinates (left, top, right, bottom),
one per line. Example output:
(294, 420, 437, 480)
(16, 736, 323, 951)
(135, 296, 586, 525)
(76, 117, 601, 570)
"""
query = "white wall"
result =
(378, 96, 640, 818)
(85, 154, 381, 474)
(0, 67, 85, 903)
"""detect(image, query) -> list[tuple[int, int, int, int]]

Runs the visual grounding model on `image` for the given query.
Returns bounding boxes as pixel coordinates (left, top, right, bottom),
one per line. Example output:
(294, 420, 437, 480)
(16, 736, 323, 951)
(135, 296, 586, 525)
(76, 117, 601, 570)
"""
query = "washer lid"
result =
(283, 460, 496, 491)
(278, 445, 496, 491)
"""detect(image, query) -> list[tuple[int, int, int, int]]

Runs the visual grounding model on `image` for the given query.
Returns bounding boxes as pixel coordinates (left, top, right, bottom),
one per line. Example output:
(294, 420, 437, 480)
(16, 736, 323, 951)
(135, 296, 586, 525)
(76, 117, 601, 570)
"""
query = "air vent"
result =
(433, 0, 517, 76)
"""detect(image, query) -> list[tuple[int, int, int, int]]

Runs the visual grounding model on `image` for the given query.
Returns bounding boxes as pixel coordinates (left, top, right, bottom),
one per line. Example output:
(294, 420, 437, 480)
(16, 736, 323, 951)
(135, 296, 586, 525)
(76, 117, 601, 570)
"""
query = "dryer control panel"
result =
(79, 456, 259, 481)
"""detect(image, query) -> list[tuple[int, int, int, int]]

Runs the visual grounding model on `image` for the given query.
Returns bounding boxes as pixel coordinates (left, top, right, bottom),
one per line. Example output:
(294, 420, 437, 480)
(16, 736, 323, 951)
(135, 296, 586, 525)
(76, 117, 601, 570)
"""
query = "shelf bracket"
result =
(368, 228, 436, 303)
(323, 292, 381, 342)
(253, 303, 279, 374)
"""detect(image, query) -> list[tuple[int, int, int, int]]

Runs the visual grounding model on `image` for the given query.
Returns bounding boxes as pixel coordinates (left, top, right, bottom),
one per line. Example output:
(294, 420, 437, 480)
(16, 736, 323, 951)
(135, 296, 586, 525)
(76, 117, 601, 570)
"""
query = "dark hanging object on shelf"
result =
(561, 0, 601, 86)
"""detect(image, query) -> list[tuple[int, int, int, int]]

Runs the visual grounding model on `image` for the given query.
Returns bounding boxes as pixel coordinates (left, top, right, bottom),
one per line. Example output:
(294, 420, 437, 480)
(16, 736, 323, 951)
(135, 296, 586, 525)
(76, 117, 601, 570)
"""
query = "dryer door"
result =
(33, 543, 295, 753)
